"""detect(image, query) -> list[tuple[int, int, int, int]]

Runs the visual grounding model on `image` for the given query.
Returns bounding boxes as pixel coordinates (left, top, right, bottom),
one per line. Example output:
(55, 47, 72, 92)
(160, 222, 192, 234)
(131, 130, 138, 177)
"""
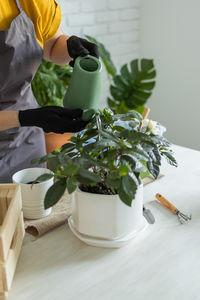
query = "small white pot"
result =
(12, 167, 54, 219)
(72, 183, 143, 240)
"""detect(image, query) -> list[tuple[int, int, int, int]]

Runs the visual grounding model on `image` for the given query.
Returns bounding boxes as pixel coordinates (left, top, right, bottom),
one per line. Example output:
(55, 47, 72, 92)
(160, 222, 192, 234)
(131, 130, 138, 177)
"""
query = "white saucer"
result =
(68, 216, 148, 248)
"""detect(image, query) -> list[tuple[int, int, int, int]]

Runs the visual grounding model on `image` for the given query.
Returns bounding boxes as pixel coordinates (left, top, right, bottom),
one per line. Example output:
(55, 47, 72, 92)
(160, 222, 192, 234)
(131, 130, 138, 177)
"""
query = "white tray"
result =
(68, 216, 148, 248)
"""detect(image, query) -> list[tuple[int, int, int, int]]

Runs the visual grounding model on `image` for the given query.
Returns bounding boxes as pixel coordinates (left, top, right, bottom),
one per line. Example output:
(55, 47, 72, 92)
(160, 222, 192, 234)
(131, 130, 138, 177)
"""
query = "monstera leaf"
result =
(108, 59, 156, 115)
(85, 35, 117, 78)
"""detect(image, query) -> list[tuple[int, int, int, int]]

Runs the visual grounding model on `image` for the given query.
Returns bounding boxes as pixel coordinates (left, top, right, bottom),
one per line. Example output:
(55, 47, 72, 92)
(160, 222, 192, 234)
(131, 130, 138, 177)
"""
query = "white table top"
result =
(8, 145, 200, 300)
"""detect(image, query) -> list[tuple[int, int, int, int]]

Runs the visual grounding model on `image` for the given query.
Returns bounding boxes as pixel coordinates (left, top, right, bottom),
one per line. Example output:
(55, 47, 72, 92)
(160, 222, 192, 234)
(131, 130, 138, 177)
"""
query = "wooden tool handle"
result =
(142, 107, 150, 120)
(138, 107, 151, 131)
(155, 193, 177, 214)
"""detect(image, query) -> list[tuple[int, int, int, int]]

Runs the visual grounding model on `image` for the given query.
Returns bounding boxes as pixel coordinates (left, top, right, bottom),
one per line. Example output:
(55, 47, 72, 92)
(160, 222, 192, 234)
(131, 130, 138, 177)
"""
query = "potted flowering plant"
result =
(33, 108, 177, 246)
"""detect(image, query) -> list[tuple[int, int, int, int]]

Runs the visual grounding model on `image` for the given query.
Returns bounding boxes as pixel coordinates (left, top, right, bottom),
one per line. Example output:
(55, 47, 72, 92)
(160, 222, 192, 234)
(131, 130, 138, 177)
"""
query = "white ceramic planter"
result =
(71, 183, 144, 240)
(12, 168, 54, 219)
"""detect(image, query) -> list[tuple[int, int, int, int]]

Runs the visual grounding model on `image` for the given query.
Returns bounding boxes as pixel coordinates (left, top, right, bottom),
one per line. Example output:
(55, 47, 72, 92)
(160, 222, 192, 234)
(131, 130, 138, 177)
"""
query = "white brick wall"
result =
(57, 0, 140, 108)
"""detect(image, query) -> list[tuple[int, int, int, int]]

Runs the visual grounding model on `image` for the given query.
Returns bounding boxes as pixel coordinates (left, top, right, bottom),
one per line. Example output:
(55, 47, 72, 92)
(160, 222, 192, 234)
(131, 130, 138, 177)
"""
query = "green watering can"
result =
(63, 55, 102, 121)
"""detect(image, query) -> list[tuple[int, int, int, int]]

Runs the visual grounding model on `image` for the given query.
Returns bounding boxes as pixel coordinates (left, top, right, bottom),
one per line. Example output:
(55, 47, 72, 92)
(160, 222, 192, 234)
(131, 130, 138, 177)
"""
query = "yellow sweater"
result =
(0, 0, 62, 48)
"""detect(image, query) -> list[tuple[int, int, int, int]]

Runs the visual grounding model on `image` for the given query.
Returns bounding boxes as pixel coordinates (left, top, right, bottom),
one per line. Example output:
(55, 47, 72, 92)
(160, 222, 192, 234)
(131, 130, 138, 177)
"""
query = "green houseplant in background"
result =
(86, 36, 156, 115)
(32, 109, 177, 246)
(31, 58, 72, 107)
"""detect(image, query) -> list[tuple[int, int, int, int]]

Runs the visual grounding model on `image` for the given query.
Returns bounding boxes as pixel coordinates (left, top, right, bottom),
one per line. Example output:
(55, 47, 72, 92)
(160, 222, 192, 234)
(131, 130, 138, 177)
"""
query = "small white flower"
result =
(151, 127, 160, 135)
(148, 120, 166, 135)
(141, 119, 149, 127)
(148, 120, 157, 131)
(148, 120, 160, 135)
(141, 119, 166, 136)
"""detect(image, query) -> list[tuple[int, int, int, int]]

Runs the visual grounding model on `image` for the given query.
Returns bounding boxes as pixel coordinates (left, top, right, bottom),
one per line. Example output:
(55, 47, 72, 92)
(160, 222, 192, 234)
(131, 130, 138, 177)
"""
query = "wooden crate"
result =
(0, 184, 25, 299)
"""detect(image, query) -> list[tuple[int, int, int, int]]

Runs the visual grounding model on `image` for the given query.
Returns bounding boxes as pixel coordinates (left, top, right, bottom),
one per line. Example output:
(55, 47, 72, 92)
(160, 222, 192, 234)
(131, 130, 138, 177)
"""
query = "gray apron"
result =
(0, 0, 46, 183)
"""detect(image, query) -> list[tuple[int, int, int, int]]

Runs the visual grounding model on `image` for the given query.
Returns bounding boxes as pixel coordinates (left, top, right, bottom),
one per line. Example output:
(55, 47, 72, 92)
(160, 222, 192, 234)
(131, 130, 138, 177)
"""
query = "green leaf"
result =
(110, 85, 123, 101)
(67, 152, 77, 158)
(95, 139, 119, 150)
(80, 129, 98, 141)
(120, 130, 144, 142)
(128, 146, 149, 161)
(141, 59, 154, 73)
(147, 160, 160, 179)
(113, 75, 128, 89)
(106, 177, 121, 189)
(62, 163, 80, 176)
(141, 141, 156, 152)
(48, 157, 60, 172)
(44, 179, 67, 209)
(140, 169, 150, 180)
(102, 107, 114, 120)
(151, 148, 161, 165)
(162, 151, 178, 167)
(78, 168, 101, 182)
(60, 143, 76, 153)
(139, 160, 150, 179)
(150, 135, 171, 147)
(134, 161, 147, 173)
(108, 58, 156, 114)
(108, 170, 121, 180)
(76, 175, 95, 185)
(120, 64, 132, 83)
(120, 154, 137, 169)
(83, 141, 97, 152)
(31, 153, 55, 164)
(75, 157, 98, 169)
(99, 129, 120, 143)
(35, 173, 54, 183)
(57, 152, 69, 165)
(138, 81, 156, 90)
(134, 105, 145, 115)
(67, 176, 77, 194)
(142, 70, 156, 80)
(130, 59, 139, 81)
(70, 136, 78, 143)
(113, 110, 142, 121)
(104, 149, 118, 160)
(119, 165, 130, 176)
(121, 140, 132, 149)
(118, 186, 133, 207)
(122, 175, 137, 198)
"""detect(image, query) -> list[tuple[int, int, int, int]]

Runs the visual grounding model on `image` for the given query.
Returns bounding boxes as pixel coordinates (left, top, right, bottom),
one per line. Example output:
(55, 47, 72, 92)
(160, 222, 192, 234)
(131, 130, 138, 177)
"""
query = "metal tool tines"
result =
(176, 210, 192, 224)
(155, 193, 192, 224)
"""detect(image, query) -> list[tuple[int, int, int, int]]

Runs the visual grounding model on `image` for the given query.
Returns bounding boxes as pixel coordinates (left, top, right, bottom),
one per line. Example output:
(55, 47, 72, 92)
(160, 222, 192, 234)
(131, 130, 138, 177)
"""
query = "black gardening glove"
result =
(67, 35, 99, 67)
(18, 106, 87, 133)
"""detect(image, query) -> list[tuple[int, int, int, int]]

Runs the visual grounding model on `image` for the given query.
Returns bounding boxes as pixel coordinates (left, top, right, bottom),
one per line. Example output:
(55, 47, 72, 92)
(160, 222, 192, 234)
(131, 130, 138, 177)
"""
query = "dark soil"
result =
(26, 181, 40, 184)
(80, 182, 117, 195)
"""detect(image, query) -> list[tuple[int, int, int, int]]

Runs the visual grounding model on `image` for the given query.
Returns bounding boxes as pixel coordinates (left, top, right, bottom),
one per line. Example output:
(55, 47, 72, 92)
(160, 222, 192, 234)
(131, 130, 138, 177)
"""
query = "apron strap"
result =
(15, 0, 23, 12)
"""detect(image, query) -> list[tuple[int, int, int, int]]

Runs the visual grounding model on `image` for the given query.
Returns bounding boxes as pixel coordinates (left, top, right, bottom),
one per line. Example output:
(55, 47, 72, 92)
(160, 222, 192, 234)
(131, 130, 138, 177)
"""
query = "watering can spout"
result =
(63, 55, 102, 121)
